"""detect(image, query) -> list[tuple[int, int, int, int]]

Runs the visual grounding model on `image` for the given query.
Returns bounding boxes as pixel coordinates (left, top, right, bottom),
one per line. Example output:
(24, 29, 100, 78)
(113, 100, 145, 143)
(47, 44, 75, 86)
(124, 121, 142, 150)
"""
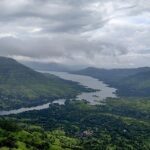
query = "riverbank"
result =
(0, 72, 117, 116)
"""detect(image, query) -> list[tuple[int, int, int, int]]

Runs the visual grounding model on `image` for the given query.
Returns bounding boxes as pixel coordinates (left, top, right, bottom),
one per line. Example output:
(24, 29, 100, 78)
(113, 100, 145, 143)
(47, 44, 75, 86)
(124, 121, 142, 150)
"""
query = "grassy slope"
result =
(0, 57, 90, 110)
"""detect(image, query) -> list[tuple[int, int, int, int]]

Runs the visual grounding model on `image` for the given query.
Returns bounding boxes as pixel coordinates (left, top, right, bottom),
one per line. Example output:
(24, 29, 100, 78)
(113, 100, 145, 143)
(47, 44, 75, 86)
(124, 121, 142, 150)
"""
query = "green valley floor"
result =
(0, 97, 150, 150)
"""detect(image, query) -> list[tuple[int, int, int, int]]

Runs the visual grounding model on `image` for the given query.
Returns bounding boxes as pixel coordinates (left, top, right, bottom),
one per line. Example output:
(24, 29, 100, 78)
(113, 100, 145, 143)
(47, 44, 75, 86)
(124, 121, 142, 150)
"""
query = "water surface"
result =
(0, 72, 117, 115)
(48, 71, 117, 105)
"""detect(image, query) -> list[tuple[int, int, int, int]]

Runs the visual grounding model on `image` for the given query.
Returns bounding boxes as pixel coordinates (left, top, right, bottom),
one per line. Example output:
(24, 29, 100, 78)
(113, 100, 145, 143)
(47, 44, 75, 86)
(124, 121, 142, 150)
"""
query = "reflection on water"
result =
(0, 99, 65, 116)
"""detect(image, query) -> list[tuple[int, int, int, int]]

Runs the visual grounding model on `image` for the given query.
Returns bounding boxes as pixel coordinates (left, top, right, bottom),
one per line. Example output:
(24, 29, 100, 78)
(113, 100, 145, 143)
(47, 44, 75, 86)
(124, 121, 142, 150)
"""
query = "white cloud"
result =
(0, 0, 149, 68)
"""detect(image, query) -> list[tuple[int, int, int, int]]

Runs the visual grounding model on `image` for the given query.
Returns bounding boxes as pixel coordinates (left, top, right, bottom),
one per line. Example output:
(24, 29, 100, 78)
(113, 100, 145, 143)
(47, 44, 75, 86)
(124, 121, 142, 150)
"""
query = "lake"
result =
(48, 71, 117, 105)
(0, 72, 117, 115)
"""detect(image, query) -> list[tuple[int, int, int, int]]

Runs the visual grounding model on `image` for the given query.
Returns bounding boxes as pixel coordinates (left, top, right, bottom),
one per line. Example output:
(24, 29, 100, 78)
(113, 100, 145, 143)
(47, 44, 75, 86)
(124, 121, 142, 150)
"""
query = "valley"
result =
(0, 71, 117, 115)
(0, 57, 150, 150)
(0, 1, 149, 149)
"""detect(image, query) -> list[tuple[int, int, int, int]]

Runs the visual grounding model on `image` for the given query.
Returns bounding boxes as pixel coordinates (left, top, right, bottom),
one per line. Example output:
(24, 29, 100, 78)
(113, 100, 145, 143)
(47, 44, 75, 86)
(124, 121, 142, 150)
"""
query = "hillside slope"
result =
(118, 70, 150, 96)
(0, 57, 89, 110)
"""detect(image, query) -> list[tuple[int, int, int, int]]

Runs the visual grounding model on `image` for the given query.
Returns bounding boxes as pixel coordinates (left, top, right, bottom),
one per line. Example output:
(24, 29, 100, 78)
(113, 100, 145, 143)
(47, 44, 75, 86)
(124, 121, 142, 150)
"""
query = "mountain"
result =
(73, 67, 150, 81)
(73, 67, 150, 97)
(0, 57, 88, 110)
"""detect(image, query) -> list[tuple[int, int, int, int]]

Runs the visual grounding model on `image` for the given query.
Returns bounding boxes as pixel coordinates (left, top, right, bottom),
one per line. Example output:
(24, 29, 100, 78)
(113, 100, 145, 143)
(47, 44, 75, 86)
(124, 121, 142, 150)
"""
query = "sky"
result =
(0, 0, 150, 68)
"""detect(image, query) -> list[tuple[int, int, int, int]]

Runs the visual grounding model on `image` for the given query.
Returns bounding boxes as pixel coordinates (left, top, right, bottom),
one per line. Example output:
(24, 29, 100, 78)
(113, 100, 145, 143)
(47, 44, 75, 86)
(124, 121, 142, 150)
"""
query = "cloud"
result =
(0, 0, 149, 68)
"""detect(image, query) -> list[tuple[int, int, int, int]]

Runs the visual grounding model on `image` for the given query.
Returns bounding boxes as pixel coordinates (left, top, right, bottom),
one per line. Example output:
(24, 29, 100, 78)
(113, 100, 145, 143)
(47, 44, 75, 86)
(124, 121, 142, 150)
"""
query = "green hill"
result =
(0, 57, 89, 110)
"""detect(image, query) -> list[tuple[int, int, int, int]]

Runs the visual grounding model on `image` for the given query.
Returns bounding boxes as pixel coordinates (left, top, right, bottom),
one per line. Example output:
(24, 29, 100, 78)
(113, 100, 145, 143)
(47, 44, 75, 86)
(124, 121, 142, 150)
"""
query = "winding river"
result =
(0, 72, 117, 116)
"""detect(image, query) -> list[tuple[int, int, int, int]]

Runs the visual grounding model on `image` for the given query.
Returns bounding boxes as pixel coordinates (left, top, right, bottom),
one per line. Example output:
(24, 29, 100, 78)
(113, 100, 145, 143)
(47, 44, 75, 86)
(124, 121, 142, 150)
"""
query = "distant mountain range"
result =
(22, 61, 84, 72)
(73, 67, 150, 97)
(0, 57, 88, 110)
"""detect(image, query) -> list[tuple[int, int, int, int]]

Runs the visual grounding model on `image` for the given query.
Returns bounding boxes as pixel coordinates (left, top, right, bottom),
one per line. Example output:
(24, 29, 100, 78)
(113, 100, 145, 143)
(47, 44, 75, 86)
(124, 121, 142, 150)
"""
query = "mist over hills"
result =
(22, 61, 85, 72)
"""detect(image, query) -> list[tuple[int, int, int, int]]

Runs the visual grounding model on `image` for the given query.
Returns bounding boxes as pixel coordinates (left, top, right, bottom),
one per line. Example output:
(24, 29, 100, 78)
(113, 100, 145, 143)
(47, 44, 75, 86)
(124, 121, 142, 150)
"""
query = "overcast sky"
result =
(0, 0, 150, 68)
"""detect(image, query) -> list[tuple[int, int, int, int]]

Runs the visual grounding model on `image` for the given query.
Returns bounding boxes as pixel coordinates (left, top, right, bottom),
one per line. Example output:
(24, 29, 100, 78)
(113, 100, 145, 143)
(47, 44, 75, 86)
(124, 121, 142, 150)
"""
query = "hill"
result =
(73, 67, 150, 82)
(0, 57, 89, 110)
(72, 67, 150, 97)
(118, 70, 150, 96)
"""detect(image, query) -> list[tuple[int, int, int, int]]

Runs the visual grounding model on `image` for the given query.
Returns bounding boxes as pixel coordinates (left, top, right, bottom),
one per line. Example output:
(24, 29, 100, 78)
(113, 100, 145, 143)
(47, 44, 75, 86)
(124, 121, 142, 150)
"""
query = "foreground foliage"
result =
(0, 98, 148, 150)
(0, 119, 82, 150)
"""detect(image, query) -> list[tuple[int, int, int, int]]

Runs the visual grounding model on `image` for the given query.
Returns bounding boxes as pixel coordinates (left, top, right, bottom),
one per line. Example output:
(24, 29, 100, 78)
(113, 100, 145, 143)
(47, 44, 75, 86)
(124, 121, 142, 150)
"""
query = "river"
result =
(0, 72, 117, 116)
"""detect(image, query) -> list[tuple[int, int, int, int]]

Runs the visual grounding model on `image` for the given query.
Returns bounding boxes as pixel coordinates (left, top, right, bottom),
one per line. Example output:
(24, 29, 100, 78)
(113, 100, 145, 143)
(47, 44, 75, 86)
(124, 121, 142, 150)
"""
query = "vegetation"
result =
(0, 57, 150, 149)
(0, 57, 92, 110)
(2, 98, 148, 150)
(0, 118, 82, 150)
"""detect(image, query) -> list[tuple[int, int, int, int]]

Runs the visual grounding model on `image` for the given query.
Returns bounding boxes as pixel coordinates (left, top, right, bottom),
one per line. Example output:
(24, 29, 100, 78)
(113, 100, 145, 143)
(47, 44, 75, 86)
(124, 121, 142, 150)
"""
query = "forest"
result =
(0, 98, 150, 150)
